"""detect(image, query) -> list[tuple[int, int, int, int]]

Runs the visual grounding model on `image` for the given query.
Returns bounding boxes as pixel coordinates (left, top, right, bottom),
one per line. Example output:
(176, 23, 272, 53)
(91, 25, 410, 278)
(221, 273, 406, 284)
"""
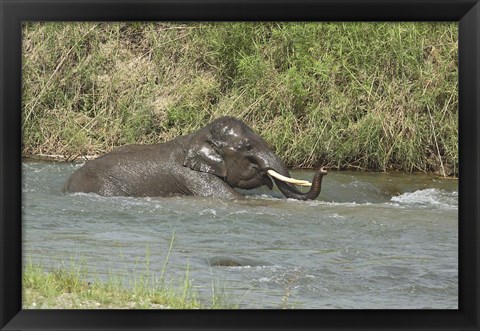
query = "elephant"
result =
(63, 116, 327, 200)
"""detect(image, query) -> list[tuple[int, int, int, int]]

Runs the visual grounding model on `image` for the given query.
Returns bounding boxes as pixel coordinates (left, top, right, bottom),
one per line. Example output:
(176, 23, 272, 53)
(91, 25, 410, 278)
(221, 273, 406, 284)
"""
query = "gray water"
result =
(22, 161, 458, 309)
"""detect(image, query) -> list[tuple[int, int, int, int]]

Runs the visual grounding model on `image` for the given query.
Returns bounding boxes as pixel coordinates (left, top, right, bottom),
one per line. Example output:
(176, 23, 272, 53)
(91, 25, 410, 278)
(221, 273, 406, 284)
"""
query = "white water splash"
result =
(391, 189, 457, 210)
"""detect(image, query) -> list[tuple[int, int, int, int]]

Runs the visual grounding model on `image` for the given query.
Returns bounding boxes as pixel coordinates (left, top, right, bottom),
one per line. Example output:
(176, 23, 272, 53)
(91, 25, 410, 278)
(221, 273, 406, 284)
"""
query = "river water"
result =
(22, 161, 458, 309)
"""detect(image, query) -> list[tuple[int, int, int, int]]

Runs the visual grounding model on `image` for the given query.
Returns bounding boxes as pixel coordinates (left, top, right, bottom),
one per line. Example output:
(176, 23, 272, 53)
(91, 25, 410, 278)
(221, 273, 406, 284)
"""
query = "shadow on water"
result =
(207, 256, 273, 267)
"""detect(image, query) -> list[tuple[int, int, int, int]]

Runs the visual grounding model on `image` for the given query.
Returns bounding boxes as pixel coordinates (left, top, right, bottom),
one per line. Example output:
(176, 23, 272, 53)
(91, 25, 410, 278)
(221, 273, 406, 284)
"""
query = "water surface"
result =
(22, 161, 458, 309)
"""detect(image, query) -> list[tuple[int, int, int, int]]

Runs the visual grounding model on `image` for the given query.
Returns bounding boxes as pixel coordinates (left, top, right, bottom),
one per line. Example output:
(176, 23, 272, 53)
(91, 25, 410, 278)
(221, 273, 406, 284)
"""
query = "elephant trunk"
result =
(257, 152, 327, 200)
(272, 167, 327, 201)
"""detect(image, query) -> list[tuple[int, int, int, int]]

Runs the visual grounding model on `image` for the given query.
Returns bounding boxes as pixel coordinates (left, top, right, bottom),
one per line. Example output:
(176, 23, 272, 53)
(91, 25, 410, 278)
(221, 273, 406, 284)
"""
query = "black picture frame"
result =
(1, 0, 479, 330)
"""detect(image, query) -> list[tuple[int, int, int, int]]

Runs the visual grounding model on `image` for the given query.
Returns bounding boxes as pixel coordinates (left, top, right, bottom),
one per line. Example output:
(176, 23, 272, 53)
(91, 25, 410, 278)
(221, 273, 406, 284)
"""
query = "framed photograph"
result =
(1, 0, 479, 330)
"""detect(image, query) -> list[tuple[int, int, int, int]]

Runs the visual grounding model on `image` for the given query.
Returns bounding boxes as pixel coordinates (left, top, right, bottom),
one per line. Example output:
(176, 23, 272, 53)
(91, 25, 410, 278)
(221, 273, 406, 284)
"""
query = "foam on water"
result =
(391, 188, 457, 210)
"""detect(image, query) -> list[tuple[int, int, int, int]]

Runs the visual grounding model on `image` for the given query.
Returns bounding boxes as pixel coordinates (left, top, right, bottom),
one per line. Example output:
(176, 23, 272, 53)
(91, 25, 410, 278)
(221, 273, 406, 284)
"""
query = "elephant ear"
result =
(183, 129, 227, 178)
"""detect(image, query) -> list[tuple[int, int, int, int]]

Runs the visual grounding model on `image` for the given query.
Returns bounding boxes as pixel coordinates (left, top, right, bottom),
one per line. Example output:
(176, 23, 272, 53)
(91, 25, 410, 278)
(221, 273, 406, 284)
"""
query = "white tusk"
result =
(267, 170, 312, 186)
(295, 182, 312, 187)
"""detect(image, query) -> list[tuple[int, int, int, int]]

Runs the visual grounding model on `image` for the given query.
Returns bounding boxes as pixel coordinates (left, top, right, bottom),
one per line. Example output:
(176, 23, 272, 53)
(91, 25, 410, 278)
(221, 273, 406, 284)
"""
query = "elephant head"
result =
(183, 117, 327, 200)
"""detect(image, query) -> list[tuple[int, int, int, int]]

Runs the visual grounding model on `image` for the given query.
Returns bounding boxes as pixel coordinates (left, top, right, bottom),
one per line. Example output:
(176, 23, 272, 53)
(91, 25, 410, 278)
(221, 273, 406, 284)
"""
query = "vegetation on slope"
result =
(22, 22, 458, 175)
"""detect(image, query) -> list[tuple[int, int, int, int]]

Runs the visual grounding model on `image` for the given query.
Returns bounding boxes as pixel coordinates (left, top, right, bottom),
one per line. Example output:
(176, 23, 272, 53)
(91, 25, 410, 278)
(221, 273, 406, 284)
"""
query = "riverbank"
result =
(23, 260, 219, 309)
(22, 22, 457, 176)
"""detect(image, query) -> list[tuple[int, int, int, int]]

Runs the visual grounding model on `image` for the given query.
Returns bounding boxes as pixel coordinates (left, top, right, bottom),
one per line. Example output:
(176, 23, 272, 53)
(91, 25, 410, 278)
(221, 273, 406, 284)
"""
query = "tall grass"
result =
(22, 22, 458, 175)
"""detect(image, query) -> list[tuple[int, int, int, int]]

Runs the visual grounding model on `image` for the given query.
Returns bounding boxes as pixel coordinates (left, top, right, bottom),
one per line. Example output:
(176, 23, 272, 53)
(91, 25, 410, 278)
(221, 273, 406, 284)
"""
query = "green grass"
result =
(23, 234, 231, 309)
(23, 260, 204, 309)
(22, 22, 458, 176)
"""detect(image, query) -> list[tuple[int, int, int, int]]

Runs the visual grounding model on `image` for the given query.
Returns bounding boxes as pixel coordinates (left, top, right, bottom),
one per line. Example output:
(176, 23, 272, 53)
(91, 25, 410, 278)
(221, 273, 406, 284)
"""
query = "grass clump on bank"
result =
(22, 22, 458, 175)
(23, 260, 206, 309)
(23, 235, 230, 309)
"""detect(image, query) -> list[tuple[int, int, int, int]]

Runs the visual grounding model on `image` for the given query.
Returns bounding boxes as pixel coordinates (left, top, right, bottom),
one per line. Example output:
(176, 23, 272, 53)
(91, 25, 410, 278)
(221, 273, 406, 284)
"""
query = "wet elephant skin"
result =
(63, 117, 326, 199)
